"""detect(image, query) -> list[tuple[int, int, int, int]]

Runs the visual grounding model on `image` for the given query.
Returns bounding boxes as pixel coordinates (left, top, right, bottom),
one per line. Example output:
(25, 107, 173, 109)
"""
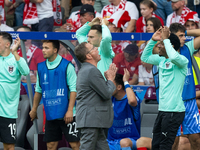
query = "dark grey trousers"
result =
(79, 128, 109, 150)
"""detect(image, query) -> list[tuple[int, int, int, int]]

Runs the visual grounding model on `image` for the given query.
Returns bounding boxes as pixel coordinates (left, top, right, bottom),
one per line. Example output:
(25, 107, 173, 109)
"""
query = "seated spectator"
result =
(94, 0, 109, 13)
(16, 26, 45, 83)
(108, 72, 152, 150)
(0, 14, 14, 31)
(139, 17, 162, 54)
(166, 0, 194, 27)
(0, 1, 14, 31)
(136, 0, 164, 33)
(107, 10, 132, 55)
(113, 44, 141, 85)
(138, 62, 154, 85)
(184, 11, 199, 30)
(61, 0, 100, 32)
(101, 0, 139, 32)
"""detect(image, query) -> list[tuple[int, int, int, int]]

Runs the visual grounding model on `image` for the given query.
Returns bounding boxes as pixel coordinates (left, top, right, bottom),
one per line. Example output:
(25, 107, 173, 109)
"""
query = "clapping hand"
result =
(123, 69, 130, 82)
(104, 63, 118, 81)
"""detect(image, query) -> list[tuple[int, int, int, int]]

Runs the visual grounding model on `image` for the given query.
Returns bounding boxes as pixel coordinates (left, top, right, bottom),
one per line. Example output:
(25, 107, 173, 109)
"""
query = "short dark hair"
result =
(114, 74, 125, 90)
(0, 32, 12, 46)
(140, 0, 157, 11)
(169, 23, 186, 34)
(74, 42, 88, 63)
(90, 25, 102, 34)
(168, 33, 180, 51)
(42, 40, 60, 53)
(16, 25, 31, 32)
(146, 17, 162, 32)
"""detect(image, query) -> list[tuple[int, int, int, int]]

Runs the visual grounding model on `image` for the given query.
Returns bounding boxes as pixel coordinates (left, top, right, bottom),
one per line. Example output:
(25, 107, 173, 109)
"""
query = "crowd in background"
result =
(1, 0, 200, 87)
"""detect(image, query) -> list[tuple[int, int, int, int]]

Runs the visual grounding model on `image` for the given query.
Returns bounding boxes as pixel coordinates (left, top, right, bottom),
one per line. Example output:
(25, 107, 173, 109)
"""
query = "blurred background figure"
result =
(101, 0, 139, 32)
(153, 0, 173, 25)
(184, 11, 199, 30)
(16, 26, 45, 83)
(113, 43, 141, 85)
(61, 0, 100, 32)
(166, 0, 194, 27)
(139, 17, 162, 54)
(138, 61, 154, 86)
(136, 0, 164, 33)
(107, 10, 132, 55)
(94, 0, 109, 13)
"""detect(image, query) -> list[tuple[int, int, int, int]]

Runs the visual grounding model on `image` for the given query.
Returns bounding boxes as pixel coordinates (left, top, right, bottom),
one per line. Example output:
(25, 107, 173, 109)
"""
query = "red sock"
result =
(137, 147, 148, 150)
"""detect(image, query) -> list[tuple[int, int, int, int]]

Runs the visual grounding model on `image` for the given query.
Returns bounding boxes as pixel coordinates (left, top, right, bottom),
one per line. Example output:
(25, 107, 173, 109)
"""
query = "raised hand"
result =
(152, 26, 162, 41)
(161, 26, 170, 40)
(101, 18, 109, 26)
(123, 68, 130, 82)
(11, 37, 20, 53)
(89, 17, 101, 26)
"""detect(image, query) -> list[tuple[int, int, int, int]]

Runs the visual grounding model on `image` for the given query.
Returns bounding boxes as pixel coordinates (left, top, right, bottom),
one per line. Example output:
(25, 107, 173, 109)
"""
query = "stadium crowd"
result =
(1, 0, 200, 150)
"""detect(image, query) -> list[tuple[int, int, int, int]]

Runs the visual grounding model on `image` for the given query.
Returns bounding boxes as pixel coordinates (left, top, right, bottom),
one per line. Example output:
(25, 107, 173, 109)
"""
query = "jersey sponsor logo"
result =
(45, 98, 62, 106)
(57, 88, 64, 96)
(113, 126, 132, 134)
(43, 88, 65, 98)
(8, 65, 14, 73)
(124, 118, 132, 126)
(113, 118, 132, 127)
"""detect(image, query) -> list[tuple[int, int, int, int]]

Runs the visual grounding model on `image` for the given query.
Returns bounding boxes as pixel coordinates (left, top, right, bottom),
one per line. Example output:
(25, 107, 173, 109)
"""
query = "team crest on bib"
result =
(8, 65, 14, 73)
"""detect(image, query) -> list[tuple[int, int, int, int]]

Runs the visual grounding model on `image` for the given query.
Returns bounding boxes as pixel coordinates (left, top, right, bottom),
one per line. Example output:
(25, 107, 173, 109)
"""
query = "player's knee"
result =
(120, 138, 133, 148)
(189, 133, 200, 146)
(3, 143, 15, 150)
(47, 142, 57, 150)
(179, 137, 190, 145)
(137, 137, 152, 149)
(69, 141, 80, 149)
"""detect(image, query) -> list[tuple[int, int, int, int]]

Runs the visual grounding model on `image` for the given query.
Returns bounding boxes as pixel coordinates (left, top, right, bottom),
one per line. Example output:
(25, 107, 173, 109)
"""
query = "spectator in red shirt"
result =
(136, 0, 164, 33)
(113, 43, 141, 85)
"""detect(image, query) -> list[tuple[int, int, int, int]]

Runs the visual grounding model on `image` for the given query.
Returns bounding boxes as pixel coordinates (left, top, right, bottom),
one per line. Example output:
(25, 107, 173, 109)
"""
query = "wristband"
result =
(185, 30, 187, 36)
(125, 84, 131, 90)
(124, 81, 129, 86)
